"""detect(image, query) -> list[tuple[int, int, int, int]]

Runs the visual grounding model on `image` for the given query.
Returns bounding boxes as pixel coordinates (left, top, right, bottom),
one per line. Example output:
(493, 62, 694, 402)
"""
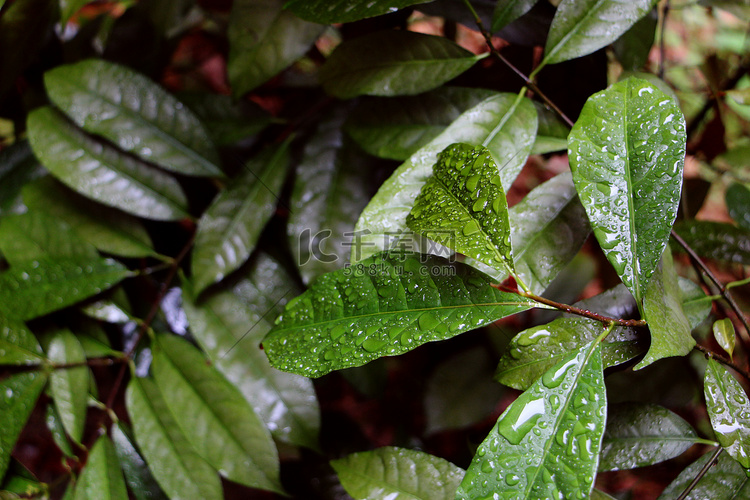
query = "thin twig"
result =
(659, 0, 670, 80)
(695, 344, 750, 382)
(675, 447, 722, 500)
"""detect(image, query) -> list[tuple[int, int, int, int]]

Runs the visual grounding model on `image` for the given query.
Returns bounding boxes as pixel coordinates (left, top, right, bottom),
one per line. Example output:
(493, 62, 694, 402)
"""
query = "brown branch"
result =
(675, 447, 722, 500)
(695, 344, 750, 382)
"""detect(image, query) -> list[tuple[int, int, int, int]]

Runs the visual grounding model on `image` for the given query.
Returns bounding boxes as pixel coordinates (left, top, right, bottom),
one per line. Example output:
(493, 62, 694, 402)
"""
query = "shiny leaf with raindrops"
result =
(659, 450, 750, 499)
(704, 359, 750, 469)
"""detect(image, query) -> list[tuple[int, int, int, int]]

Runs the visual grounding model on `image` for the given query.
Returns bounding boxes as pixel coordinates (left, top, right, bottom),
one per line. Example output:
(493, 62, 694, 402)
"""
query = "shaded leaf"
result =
(263, 252, 540, 378)
(27, 107, 188, 221)
(152, 334, 282, 493)
(191, 141, 291, 293)
(542, 0, 658, 66)
(659, 450, 750, 499)
(320, 30, 486, 99)
(0, 314, 45, 365)
(531, 102, 569, 155)
(673, 220, 750, 266)
(331, 447, 464, 500)
(111, 423, 169, 500)
(48, 329, 89, 445)
(125, 377, 222, 500)
(457, 340, 606, 499)
(704, 359, 750, 468)
(491, 0, 540, 32)
(178, 92, 273, 146)
(228, 0, 323, 95)
(679, 277, 712, 331)
(285, 0, 432, 23)
(726, 182, 750, 231)
(45, 60, 222, 177)
(1, 460, 48, 497)
(714, 319, 736, 359)
(0, 141, 46, 214)
(45, 404, 75, 458)
(568, 77, 686, 304)
(73, 436, 128, 500)
(599, 403, 705, 471)
(612, 8, 658, 71)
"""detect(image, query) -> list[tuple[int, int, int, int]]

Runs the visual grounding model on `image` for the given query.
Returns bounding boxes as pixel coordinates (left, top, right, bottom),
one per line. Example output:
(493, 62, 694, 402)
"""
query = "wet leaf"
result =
(285, 0, 431, 23)
(491, 0, 540, 32)
(636, 248, 694, 370)
(45, 60, 222, 178)
(27, 107, 189, 221)
(111, 423, 169, 500)
(152, 334, 283, 493)
(0, 315, 45, 365)
(726, 183, 750, 232)
(228, 0, 323, 95)
(569, 77, 686, 304)
(673, 221, 750, 266)
(354, 93, 536, 262)
(0, 371, 47, 479)
(331, 447, 464, 500)
(48, 329, 89, 446)
(125, 377, 222, 500)
(407, 143, 515, 276)
(704, 359, 750, 468)
(191, 141, 291, 293)
(344, 87, 496, 161)
(542, 0, 658, 66)
(263, 252, 540, 378)
(456, 340, 606, 499)
(599, 403, 705, 471)
(73, 436, 128, 500)
(659, 450, 750, 499)
(320, 31, 486, 99)
(713, 319, 736, 359)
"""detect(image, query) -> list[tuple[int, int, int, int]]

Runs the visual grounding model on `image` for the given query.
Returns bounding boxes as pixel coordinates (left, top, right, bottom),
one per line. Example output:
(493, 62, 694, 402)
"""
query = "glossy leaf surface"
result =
(354, 93, 536, 261)
(568, 77, 686, 304)
(45, 60, 221, 177)
(613, 9, 657, 71)
(152, 334, 282, 492)
(406, 143, 514, 275)
(542, 0, 658, 66)
(713, 319, 736, 359)
(0, 372, 47, 479)
(263, 252, 540, 378)
(73, 436, 128, 500)
(48, 329, 89, 445)
(0, 315, 45, 365)
(191, 141, 291, 293)
(680, 277, 713, 331)
(659, 450, 750, 499)
(27, 107, 188, 221)
(178, 92, 273, 146)
(457, 340, 606, 499)
(331, 447, 464, 500)
(285, 0, 431, 23)
(674, 221, 750, 266)
(320, 31, 485, 99)
(704, 359, 750, 468)
(111, 423, 168, 500)
(492, 0, 540, 32)
(126, 377, 222, 500)
(599, 403, 703, 471)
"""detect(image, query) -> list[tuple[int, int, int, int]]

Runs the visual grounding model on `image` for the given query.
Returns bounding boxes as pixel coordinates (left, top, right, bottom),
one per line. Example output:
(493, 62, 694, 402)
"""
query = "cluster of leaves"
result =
(2, 0, 750, 499)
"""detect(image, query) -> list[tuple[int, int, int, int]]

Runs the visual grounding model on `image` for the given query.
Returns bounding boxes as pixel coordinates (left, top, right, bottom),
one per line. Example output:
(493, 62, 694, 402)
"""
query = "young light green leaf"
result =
(125, 377, 222, 500)
(191, 141, 291, 293)
(48, 329, 89, 445)
(636, 247, 694, 370)
(541, 0, 658, 67)
(659, 450, 750, 499)
(73, 435, 128, 500)
(263, 252, 541, 378)
(320, 30, 487, 99)
(599, 403, 707, 471)
(285, 0, 431, 23)
(353, 93, 536, 262)
(44, 60, 222, 178)
(152, 334, 283, 493)
(228, 0, 323, 95)
(111, 423, 169, 500)
(713, 319, 736, 359)
(726, 183, 750, 231)
(0, 314, 45, 366)
(0, 371, 47, 479)
(568, 77, 686, 304)
(531, 102, 569, 155)
(27, 107, 189, 221)
(331, 447, 465, 500)
(344, 87, 496, 161)
(0, 256, 131, 321)
(495, 317, 644, 390)
(406, 143, 515, 276)
(704, 359, 750, 468)
(673, 221, 750, 266)
(492, 0, 540, 32)
(456, 340, 606, 499)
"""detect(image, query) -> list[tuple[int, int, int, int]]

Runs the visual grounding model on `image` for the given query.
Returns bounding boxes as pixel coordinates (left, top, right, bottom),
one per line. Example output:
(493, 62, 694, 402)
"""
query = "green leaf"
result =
(599, 403, 705, 471)
(612, 8, 657, 71)
(22, 177, 156, 258)
(673, 220, 750, 266)
(344, 87, 496, 161)
(1, 460, 48, 498)
(354, 93, 536, 262)
(111, 423, 168, 500)
(407, 143, 514, 276)
(285, 0, 432, 23)
(73, 436, 128, 500)
(704, 359, 750, 468)
(680, 277, 712, 331)
(47, 329, 89, 445)
(191, 141, 291, 293)
(491, 0, 540, 32)
(423, 347, 504, 434)
(568, 77, 686, 304)
(263, 252, 539, 378)
(125, 377, 222, 500)
(0, 371, 48, 479)
(530, 102, 570, 155)
(636, 247, 694, 370)
(726, 182, 750, 231)
(178, 92, 273, 146)
(46, 404, 75, 458)
(495, 317, 644, 390)
(44, 60, 222, 178)
(320, 30, 486, 99)
(659, 450, 750, 499)
(456, 340, 606, 499)
(0, 314, 45, 365)
(227, 0, 323, 95)
(0, 141, 46, 214)
(60, 0, 89, 26)
(27, 107, 189, 221)
(0, 256, 131, 321)
(726, 88, 750, 106)
(152, 334, 283, 493)
(541, 0, 658, 67)
(713, 319, 736, 359)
